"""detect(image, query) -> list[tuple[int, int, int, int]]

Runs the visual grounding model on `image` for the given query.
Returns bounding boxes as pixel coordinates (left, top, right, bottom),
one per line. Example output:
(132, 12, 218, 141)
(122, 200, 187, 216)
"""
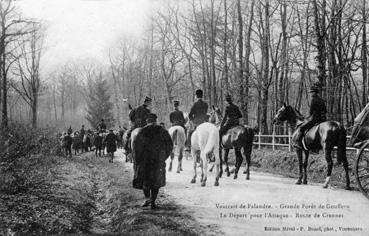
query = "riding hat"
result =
(195, 89, 203, 98)
(144, 96, 152, 104)
(174, 100, 180, 107)
(146, 113, 158, 123)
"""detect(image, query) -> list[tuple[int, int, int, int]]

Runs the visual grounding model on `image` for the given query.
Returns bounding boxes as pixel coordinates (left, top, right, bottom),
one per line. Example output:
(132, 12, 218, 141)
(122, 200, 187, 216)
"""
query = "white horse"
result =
(190, 122, 221, 187)
(127, 128, 142, 162)
(168, 125, 186, 173)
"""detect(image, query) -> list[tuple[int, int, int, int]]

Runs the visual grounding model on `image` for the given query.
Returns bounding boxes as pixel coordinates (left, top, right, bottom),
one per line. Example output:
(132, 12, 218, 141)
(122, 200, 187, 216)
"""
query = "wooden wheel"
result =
(355, 143, 369, 200)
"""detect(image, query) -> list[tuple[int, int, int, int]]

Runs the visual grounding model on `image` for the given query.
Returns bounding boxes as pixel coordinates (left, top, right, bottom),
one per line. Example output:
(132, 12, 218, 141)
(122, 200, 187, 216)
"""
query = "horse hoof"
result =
(227, 172, 230, 177)
(176, 170, 180, 174)
(190, 179, 196, 184)
(302, 180, 307, 185)
(323, 184, 328, 189)
(234, 175, 238, 180)
(243, 170, 247, 174)
(214, 181, 219, 186)
(345, 186, 352, 191)
(180, 168, 183, 171)
(201, 182, 206, 187)
(246, 175, 250, 180)
(296, 180, 302, 185)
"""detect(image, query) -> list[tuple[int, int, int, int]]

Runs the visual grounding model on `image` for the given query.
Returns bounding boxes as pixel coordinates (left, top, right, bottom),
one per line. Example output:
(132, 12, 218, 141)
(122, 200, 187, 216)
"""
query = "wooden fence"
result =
(254, 132, 360, 154)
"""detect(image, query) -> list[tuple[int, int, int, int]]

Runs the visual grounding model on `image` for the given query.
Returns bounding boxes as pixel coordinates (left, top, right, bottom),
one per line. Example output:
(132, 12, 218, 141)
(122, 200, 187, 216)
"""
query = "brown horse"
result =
(272, 103, 351, 190)
(210, 106, 257, 180)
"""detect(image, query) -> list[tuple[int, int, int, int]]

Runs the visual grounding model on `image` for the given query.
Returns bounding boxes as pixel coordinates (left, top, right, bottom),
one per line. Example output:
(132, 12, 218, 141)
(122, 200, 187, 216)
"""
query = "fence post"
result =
(356, 148, 359, 156)
(288, 130, 291, 152)
(258, 132, 261, 150)
(272, 131, 275, 151)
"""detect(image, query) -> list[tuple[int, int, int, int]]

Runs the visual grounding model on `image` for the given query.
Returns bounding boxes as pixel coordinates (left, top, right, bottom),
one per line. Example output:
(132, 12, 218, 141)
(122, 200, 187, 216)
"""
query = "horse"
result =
(168, 125, 186, 173)
(272, 103, 351, 190)
(210, 106, 257, 180)
(124, 127, 142, 163)
(190, 122, 221, 187)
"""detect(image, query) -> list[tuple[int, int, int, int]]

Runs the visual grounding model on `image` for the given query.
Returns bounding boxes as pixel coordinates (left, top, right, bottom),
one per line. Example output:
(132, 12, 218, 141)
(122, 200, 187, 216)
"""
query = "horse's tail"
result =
(172, 129, 178, 146)
(337, 125, 347, 164)
(203, 125, 219, 156)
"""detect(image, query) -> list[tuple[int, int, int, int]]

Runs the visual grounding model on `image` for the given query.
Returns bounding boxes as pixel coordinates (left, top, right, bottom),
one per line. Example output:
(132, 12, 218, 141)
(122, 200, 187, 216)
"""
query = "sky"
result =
(16, 0, 155, 71)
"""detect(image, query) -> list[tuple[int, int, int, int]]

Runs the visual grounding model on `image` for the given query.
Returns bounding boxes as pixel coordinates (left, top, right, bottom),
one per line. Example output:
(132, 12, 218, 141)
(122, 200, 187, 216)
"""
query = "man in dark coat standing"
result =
(219, 93, 243, 138)
(169, 100, 186, 129)
(132, 113, 173, 209)
(98, 119, 107, 132)
(186, 89, 208, 150)
(295, 83, 327, 149)
(124, 96, 152, 154)
(105, 129, 117, 159)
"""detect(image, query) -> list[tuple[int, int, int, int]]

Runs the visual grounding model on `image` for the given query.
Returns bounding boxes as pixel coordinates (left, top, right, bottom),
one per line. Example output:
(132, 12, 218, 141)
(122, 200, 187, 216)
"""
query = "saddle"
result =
(221, 125, 244, 148)
(293, 124, 321, 152)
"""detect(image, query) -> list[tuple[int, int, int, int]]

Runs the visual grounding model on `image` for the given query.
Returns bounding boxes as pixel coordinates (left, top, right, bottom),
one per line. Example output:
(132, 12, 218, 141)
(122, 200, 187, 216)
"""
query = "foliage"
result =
(85, 74, 115, 129)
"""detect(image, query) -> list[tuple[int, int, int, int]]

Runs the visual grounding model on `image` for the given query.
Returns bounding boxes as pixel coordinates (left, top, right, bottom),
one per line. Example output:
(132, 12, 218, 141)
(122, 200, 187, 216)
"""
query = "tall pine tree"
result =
(86, 73, 115, 129)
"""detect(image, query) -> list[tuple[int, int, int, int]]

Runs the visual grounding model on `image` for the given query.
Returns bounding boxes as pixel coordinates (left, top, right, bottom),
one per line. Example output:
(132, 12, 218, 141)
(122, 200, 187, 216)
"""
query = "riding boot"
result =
(294, 130, 303, 149)
(150, 188, 159, 209)
(142, 188, 151, 207)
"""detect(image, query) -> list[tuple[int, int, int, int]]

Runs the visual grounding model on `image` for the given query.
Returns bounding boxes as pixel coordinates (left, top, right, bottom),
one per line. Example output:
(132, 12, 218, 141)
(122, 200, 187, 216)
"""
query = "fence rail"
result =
(253, 132, 360, 154)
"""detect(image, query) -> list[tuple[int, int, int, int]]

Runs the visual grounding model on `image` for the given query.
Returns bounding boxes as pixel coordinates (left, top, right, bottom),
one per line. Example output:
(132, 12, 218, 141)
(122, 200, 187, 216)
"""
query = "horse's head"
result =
(273, 103, 296, 125)
(209, 105, 222, 125)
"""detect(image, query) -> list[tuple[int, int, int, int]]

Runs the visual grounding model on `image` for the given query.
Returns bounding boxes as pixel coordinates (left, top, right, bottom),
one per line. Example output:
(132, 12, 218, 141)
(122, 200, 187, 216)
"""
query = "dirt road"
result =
(118, 149, 369, 236)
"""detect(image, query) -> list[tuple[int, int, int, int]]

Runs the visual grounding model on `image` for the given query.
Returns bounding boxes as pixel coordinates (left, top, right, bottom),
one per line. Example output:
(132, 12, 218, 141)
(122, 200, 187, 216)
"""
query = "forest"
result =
(1, 0, 369, 135)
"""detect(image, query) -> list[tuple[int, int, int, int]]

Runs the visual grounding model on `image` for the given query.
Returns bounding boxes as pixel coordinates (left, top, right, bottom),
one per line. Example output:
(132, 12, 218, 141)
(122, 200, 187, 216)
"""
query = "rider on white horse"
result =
(186, 89, 209, 151)
(169, 100, 186, 130)
(124, 96, 152, 154)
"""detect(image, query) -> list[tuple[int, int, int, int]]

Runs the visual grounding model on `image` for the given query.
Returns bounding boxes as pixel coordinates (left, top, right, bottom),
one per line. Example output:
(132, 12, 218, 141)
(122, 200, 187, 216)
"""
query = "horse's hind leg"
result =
(243, 148, 251, 180)
(323, 148, 333, 188)
(214, 147, 220, 186)
(223, 149, 230, 177)
(296, 149, 303, 185)
(169, 151, 174, 172)
(201, 152, 208, 187)
(177, 148, 184, 173)
(342, 155, 351, 190)
(234, 149, 243, 179)
(190, 149, 197, 184)
(302, 151, 309, 184)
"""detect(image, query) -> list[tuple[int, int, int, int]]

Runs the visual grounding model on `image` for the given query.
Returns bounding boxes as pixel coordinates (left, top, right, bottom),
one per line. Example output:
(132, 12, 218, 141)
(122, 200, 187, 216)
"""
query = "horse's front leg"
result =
(233, 149, 243, 179)
(302, 151, 309, 184)
(168, 151, 174, 172)
(223, 149, 230, 177)
(323, 148, 333, 189)
(190, 149, 197, 184)
(296, 149, 303, 184)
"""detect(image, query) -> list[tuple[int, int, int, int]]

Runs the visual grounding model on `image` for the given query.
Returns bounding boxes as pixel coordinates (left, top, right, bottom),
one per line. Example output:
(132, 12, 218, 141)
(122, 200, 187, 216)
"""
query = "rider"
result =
(67, 126, 73, 135)
(124, 96, 152, 154)
(98, 119, 107, 132)
(295, 82, 327, 149)
(169, 100, 186, 130)
(80, 125, 86, 137)
(186, 89, 209, 150)
(219, 93, 243, 138)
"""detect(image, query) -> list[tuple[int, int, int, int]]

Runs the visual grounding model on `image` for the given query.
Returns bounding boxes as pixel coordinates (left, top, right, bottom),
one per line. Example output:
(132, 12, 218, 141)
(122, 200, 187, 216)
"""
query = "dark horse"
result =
(272, 103, 351, 190)
(210, 106, 257, 180)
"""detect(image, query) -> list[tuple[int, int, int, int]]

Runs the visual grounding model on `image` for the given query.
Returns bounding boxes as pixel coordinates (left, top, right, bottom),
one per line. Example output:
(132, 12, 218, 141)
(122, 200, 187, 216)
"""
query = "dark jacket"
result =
(221, 103, 242, 127)
(188, 99, 209, 126)
(309, 95, 327, 122)
(129, 104, 151, 127)
(62, 135, 73, 147)
(104, 133, 117, 153)
(93, 135, 103, 149)
(132, 124, 173, 190)
(169, 109, 186, 127)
